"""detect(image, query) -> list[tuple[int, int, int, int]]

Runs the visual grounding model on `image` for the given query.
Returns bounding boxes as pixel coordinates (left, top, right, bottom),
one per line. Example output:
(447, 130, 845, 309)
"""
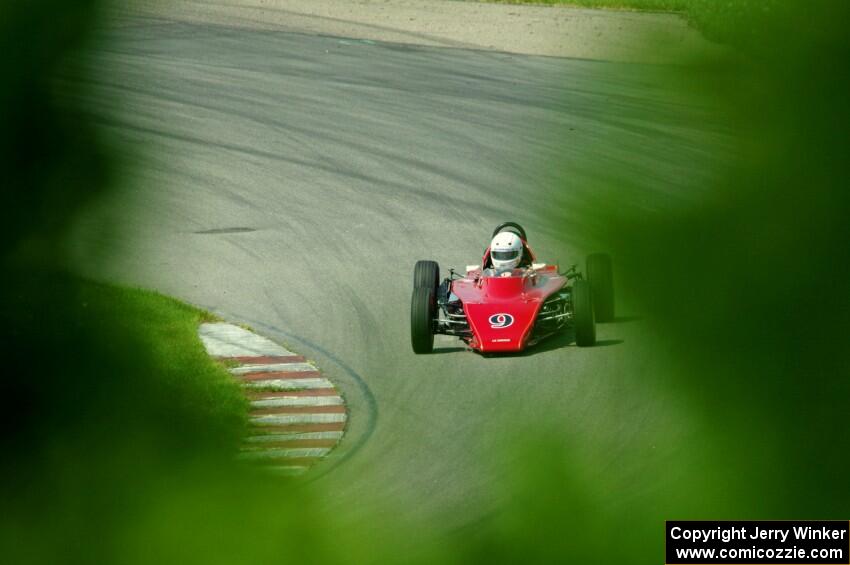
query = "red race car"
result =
(410, 222, 613, 354)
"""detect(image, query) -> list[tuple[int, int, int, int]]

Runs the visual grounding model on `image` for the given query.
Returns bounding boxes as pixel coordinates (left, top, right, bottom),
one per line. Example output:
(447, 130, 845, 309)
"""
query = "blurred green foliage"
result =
(0, 0, 110, 263)
(565, 0, 850, 517)
(2, 0, 848, 563)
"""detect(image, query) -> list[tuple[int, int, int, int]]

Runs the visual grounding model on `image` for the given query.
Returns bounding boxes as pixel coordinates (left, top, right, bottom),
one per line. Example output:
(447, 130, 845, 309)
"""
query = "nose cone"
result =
(451, 271, 567, 353)
(465, 301, 541, 352)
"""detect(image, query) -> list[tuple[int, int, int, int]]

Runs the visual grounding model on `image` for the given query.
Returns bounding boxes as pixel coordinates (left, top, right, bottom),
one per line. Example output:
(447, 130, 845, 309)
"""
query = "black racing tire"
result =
(491, 222, 528, 241)
(572, 279, 596, 347)
(413, 260, 440, 290)
(586, 253, 614, 323)
(410, 286, 436, 354)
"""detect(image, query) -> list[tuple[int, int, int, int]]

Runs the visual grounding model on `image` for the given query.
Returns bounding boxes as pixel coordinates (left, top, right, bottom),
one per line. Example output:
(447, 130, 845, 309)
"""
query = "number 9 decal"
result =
(488, 313, 514, 329)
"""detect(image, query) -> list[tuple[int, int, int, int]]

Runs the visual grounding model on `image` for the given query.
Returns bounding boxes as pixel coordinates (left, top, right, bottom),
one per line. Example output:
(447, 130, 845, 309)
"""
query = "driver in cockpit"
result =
(485, 231, 529, 276)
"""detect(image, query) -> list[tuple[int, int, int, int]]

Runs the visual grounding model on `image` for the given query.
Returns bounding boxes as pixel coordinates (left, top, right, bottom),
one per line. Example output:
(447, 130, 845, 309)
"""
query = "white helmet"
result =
(490, 231, 523, 273)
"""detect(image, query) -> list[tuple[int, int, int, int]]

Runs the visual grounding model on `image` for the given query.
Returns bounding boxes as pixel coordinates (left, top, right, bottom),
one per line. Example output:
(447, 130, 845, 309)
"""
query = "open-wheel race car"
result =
(410, 222, 613, 354)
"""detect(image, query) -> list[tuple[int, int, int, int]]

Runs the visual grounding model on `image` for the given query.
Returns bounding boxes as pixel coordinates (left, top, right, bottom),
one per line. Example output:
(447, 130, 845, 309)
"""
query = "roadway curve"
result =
(72, 13, 727, 540)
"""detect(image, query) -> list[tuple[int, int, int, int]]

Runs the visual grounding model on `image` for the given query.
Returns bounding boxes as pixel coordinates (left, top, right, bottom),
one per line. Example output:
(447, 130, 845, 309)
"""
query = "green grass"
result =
(2, 272, 254, 563)
(74, 279, 247, 442)
(475, 0, 783, 46)
(481, 0, 688, 11)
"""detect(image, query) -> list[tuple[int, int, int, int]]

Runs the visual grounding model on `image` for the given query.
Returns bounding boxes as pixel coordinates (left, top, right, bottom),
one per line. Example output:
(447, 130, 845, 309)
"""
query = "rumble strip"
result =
(199, 322, 346, 475)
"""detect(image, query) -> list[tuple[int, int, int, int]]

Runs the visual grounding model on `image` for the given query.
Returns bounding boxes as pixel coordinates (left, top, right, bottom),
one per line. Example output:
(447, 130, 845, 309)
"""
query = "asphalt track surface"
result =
(72, 15, 728, 541)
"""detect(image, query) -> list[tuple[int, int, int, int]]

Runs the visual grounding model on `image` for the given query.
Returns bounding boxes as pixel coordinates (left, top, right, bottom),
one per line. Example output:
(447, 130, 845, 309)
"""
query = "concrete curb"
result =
(199, 322, 347, 475)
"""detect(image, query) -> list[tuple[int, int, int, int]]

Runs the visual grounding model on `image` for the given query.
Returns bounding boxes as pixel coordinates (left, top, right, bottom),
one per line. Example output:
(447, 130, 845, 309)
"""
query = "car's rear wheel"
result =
(586, 253, 614, 323)
(411, 286, 436, 354)
(413, 260, 440, 290)
(572, 279, 596, 347)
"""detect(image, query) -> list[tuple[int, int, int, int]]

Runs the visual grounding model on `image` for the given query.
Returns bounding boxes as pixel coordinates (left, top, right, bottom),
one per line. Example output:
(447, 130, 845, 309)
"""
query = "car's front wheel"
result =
(410, 286, 436, 354)
(413, 260, 440, 290)
(572, 279, 596, 347)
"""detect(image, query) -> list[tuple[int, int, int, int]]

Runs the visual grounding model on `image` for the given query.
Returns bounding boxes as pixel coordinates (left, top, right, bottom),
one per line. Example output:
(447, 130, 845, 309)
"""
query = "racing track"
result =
(72, 14, 729, 544)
